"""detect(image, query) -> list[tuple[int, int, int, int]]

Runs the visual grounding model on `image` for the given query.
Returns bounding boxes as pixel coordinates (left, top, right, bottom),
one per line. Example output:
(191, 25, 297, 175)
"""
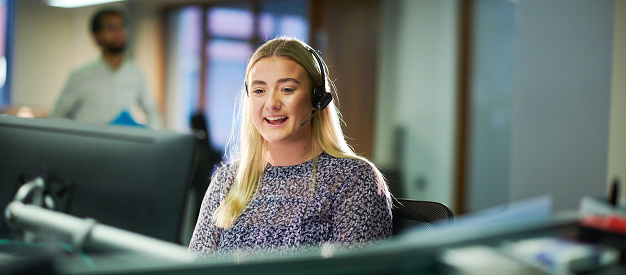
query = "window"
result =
(0, 0, 13, 110)
(165, 0, 309, 157)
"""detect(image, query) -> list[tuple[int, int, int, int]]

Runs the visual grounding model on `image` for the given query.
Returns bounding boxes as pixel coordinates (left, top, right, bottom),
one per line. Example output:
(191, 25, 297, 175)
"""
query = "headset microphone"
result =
(299, 109, 321, 127)
(299, 92, 332, 127)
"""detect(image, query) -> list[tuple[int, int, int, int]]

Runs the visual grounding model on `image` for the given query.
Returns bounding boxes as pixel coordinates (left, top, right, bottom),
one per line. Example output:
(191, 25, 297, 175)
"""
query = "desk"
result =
(3, 212, 624, 274)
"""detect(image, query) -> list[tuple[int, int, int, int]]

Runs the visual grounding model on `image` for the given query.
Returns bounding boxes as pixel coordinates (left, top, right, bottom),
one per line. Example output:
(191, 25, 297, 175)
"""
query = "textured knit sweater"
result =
(189, 152, 392, 258)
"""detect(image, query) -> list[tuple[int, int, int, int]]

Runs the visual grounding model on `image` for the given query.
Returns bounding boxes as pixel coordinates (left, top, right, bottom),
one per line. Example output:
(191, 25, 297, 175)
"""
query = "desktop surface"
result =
(49, 212, 580, 275)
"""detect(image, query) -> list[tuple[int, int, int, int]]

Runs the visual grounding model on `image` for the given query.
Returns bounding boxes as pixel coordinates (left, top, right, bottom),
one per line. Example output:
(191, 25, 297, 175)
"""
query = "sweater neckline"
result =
(266, 152, 327, 169)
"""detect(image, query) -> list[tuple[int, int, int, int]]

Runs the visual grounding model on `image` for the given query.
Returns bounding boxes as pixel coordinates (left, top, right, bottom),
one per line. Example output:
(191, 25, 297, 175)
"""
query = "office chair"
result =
(392, 198, 454, 236)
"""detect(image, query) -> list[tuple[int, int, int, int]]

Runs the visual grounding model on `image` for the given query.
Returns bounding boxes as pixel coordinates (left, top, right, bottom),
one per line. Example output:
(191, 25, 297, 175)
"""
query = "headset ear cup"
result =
(318, 92, 333, 110)
(311, 85, 324, 108)
(308, 47, 333, 111)
(311, 85, 332, 110)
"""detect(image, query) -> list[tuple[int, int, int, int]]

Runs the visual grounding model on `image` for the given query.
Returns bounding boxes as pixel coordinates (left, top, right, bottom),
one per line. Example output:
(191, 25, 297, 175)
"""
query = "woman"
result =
(189, 37, 392, 257)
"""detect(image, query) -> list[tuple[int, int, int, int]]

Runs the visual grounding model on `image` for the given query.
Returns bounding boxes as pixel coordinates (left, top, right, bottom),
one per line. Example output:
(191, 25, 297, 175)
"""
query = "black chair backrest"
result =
(392, 198, 454, 236)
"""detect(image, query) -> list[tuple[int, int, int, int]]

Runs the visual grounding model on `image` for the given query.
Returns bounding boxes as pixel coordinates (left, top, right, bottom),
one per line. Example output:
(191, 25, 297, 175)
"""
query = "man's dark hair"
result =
(90, 8, 126, 34)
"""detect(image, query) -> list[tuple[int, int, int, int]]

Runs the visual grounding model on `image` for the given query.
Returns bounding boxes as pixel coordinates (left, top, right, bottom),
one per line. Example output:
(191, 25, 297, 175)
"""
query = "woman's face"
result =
(247, 56, 315, 146)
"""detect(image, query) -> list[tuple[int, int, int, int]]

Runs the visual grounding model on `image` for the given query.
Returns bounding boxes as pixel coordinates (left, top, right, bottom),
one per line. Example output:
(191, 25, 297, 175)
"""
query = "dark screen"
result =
(0, 115, 196, 244)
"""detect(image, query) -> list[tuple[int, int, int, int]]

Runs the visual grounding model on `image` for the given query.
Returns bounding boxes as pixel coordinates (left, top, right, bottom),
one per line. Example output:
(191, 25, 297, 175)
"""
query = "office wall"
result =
(11, 0, 160, 119)
(466, 0, 515, 211)
(609, 0, 626, 200)
(377, 0, 619, 213)
(128, 2, 163, 117)
(12, 0, 93, 112)
(375, 0, 458, 208)
(509, 0, 614, 211)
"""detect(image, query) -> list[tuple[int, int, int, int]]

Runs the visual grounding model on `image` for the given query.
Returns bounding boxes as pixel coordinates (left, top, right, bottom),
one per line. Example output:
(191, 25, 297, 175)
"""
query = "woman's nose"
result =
(265, 90, 281, 110)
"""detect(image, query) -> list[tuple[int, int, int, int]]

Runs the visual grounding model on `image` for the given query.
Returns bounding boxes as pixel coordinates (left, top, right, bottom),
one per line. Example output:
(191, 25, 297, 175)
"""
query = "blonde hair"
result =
(213, 37, 390, 228)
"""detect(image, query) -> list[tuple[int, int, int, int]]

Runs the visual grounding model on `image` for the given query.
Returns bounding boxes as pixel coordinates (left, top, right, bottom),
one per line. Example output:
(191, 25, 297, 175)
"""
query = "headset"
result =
(245, 47, 333, 114)
(307, 47, 333, 111)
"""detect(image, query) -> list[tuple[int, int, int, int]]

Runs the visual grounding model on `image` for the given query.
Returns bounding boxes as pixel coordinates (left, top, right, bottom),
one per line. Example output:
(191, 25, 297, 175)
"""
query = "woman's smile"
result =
(265, 115, 288, 126)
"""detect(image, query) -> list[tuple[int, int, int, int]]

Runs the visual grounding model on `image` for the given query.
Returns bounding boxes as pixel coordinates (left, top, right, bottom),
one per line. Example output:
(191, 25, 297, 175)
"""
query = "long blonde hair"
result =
(213, 37, 390, 228)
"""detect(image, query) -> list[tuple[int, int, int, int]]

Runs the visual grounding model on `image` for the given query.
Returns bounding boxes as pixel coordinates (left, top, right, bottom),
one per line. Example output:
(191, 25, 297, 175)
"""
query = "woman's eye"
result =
(252, 89, 264, 94)
(282, 88, 295, 93)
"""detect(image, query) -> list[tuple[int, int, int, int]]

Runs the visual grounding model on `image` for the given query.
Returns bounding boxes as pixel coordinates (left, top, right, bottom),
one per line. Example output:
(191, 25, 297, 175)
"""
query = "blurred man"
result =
(51, 8, 162, 129)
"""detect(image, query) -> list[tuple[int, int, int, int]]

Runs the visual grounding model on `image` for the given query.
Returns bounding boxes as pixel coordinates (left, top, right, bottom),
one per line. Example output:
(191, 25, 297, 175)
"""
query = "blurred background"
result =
(0, 0, 624, 219)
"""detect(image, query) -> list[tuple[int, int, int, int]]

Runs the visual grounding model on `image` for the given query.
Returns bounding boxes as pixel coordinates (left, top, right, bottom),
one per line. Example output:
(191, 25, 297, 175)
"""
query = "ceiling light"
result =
(44, 0, 124, 8)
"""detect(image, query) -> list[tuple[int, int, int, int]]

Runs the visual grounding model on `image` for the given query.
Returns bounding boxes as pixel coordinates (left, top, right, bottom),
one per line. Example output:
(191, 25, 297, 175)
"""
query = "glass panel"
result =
(258, 13, 275, 38)
(208, 7, 254, 39)
(259, 0, 309, 41)
(278, 14, 308, 39)
(180, 7, 203, 119)
(205, 39, 252, 150)
(467, 0, 515, 211)
(0, 0, 8, 109)
(164, 6, 202, 132)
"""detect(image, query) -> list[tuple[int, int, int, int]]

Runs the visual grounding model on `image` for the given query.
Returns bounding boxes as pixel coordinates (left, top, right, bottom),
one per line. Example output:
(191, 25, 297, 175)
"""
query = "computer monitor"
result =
(0, 115, 197, 244)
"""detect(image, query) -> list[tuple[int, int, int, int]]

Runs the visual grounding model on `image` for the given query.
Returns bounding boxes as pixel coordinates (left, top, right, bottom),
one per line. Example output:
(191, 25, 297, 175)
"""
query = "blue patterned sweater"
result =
(188, 152, 392, 258)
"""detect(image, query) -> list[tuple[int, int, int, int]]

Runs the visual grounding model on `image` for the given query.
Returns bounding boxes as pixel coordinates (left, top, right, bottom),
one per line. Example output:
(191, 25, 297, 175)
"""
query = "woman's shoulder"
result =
(321, 152, 375, 174)
(319, 153, 387, 199)
(213, 161, 238, 177)
(210, 161, 239, 188)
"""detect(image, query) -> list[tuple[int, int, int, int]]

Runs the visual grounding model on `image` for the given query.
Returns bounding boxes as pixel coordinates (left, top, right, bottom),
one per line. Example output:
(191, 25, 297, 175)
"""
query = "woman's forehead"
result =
(248, 56, 308, 83)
